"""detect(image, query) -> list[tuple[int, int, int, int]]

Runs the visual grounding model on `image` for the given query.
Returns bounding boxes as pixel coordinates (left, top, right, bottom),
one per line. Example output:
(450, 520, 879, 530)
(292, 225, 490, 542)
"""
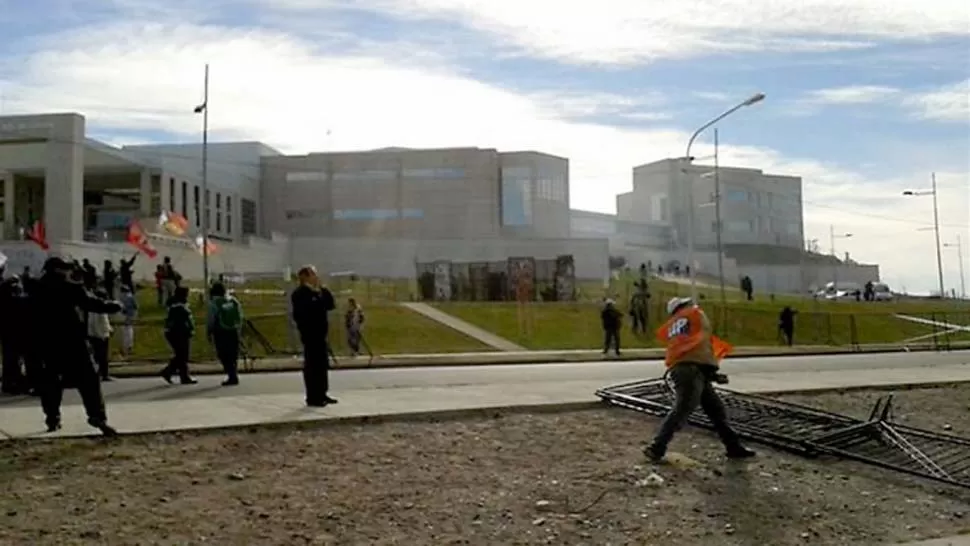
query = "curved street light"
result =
(682, 92, 766, 300)
(902, 173, 945, 298)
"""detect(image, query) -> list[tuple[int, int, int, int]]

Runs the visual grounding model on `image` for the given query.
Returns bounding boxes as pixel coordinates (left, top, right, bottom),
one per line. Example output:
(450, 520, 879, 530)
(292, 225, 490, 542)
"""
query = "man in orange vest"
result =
(644, 297, 756, 463)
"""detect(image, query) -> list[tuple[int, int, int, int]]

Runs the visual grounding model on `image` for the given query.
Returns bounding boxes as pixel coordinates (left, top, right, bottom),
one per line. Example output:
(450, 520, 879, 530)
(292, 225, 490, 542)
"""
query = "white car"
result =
(871, 282, 894, 301)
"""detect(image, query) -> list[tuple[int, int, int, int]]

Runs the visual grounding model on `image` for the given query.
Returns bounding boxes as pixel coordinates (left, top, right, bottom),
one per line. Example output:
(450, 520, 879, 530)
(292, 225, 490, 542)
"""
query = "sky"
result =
(0, 0, 968, 295)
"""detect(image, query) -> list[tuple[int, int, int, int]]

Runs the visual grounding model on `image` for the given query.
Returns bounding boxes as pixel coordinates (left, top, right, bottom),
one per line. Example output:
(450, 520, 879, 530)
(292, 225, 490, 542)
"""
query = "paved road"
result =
(1, 351, 967, 409)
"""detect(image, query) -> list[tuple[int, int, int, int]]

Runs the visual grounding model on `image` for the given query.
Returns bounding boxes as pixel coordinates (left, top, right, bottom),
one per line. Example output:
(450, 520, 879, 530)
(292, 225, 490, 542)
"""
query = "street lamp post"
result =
(193, 64, 211, 292)
(712, 128, 726, 307)
(943, 235, 965, 299)
(829, 225, 853, 289)
(903, 173, 945, 298)
(683, 92, 766, 301)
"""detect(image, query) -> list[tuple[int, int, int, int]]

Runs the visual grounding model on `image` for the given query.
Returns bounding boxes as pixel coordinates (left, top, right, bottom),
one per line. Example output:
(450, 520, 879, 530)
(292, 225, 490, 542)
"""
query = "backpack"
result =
(215, 297, 242, 331)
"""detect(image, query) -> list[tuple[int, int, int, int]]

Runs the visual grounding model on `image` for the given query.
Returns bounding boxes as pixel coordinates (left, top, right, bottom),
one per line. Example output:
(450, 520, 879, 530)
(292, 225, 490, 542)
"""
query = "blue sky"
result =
(0, 0, 968, 294)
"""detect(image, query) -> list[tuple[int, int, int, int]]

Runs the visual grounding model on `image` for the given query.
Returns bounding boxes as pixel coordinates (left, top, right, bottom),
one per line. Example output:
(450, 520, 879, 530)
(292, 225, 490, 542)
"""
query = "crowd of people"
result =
(0, 256, 346, 435)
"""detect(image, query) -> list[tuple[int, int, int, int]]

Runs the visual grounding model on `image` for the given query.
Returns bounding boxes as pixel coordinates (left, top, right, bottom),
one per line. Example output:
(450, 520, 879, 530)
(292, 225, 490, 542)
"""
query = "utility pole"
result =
(193, 64, 211, 292)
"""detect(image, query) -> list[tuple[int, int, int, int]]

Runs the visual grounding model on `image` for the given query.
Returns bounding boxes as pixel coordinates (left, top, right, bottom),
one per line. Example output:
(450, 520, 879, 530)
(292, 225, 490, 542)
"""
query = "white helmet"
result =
(666, 297, 694, 316)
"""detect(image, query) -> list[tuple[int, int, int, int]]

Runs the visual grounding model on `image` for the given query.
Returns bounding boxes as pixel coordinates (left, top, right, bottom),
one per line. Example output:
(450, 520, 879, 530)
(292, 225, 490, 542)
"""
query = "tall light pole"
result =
(943, 235, 965, 299)
(712, 128, 726, 307)
(903, 173, 945, 298)
(683, 92, 766, 300)
(829, 225, 853, 289)
(193, 63, 211, 292)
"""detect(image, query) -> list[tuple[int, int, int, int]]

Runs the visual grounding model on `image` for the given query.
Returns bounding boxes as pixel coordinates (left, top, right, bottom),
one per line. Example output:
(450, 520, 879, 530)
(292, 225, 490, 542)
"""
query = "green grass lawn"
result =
(113, 288, 487, 362)
(434, 301, 970, 350)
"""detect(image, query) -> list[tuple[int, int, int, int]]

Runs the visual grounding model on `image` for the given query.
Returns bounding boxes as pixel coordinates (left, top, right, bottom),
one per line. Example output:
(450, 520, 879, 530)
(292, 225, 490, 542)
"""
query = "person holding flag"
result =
(644, 297, 756, 463)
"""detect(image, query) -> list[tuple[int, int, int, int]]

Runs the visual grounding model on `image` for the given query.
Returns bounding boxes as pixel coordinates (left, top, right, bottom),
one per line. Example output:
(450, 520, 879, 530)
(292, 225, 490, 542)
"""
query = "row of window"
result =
(501, 168, 533, 226)
(715, 188, 801, 211)
(166, 178, 257, 236)
(536, 172, 567, 202)
(285, 168, 467, 184)
(284, 208, 426, 221)
(712, 218, 801, 235)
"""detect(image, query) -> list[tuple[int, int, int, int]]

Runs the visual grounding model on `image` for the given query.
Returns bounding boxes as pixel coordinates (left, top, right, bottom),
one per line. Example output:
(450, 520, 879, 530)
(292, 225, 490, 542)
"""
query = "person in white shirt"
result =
(87, 289, 114, 382)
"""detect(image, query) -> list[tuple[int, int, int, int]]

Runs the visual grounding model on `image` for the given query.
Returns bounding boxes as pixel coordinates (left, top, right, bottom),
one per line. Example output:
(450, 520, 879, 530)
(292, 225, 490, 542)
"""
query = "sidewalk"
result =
(5, 363, 970, 440)
(111, 342, 970, 377)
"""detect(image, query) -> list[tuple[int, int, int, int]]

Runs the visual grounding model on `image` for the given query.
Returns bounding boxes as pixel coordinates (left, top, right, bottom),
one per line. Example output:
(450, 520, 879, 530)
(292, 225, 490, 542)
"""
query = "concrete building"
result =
(618, 158, 804, 250)
(261, 147, 570, 240)
(0, 112, 606, 280)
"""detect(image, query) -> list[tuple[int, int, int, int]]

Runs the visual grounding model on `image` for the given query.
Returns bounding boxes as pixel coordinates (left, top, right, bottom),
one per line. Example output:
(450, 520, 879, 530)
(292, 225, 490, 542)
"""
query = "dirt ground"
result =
(4, 386, 970, 546)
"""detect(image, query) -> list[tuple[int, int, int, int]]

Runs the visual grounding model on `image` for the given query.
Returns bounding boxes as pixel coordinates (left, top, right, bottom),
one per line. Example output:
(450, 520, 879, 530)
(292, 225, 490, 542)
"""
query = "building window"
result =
(180, 182, 188, 217)
(168, 178, 175, 212)
(333, 209, 399, 220)
(725, 190, 749, 202)
(402, 168, 465, 179)
(401, 208, 424, 219)
(193, 186, 200, 227)
(285, 210, 329, 220)
(332, 170, 396, 182)
(725, 220, 752, 233)
(285, 171, 327, 183)
(241, 199, 257, 235)
(226, 196, 232, 234)
(501, 167, 532, 226)
(216, 212, 222, 232)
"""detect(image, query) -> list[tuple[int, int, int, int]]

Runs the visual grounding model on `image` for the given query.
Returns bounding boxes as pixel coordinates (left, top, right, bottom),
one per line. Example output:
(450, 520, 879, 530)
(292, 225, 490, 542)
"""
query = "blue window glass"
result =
(401, 208, 424, 219)
(725, 190, 749, 202)
(402, 168, 465, 179)
(501, 167, 533, 226)
(334, 208, 398, 220)
(333, 170, 396, 182)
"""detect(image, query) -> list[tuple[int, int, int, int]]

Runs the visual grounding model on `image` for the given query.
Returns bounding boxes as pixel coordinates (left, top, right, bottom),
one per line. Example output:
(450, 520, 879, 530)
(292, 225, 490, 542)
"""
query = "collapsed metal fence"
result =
(597, 378, 970, 490)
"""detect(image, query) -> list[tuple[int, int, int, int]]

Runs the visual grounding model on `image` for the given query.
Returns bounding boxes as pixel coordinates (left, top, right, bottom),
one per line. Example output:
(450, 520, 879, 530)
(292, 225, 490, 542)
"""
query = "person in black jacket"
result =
(291, 265, 337, 407)
(601, 299, 623, 356)
(33, 257, 122, 435)
(0, 277, 27, 394)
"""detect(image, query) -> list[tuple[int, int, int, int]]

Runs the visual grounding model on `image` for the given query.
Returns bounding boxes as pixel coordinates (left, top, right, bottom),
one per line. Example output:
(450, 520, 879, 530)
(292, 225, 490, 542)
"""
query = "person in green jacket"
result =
(161, 286, 197, 385)
(207, 282, 244, 386)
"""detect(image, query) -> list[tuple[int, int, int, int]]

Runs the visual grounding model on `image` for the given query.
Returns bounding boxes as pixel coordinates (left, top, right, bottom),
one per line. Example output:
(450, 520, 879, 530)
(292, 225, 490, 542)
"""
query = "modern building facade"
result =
(618, 158, 805, 250)
(261, 147, 569, 240)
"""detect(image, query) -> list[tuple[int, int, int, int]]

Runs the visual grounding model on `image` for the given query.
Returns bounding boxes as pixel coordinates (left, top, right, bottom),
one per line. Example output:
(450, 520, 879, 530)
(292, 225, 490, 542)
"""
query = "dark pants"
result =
(651, 362, 742, 455)
(163, 332, 192, 380)
(603, 328, 620, 355)
(347, 329, 361, 354)
(88, 337, 111, 379)
(1, 339, 25, 393)
(41, 353, 108, 427)
(780, 326, 793, 346)
(213, 329, 240, 382)
(303, 340, 331, 404)
(23, 350, 42, 393)
(631, 311, 647, 334)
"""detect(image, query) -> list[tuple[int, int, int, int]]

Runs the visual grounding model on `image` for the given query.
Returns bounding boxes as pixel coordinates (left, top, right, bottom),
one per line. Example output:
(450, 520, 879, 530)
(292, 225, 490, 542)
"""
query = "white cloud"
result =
(268, 0, 968, 64)
(902, 79, 970, 123)
(802, 85, 900, 105)
(2, 20, 967, 295)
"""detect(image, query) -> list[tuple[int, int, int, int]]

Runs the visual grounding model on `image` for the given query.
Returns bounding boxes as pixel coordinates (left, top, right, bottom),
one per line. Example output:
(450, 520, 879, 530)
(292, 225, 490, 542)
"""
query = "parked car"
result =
(871, 282, 894, 301)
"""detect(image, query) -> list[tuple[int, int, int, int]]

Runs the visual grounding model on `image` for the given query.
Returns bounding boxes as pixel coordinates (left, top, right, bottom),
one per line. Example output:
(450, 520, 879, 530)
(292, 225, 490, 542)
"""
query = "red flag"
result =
(126, 221, 158, 258)
(24, 221, 49, 250)
(193, 234, 218, 257)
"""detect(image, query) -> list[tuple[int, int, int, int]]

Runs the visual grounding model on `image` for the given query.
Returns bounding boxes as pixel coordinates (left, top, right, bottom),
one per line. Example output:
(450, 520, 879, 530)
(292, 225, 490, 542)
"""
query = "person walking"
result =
(118, 253, 137, 293)
(291, 265, 337, 407)
(644, 297, 756, 463)
(102, 260, 117, 299)
(600, 298, 623, 357)
(160, 286, 197, 385)
(118, 285, 139, 359)
(0, 277, 28, 395)
(207, 282, 243, 386)
(778, 306, 797, 347)
(86, 289, 114, 381)
(33, 257, 122, 436)
(344, 297, 365, 357)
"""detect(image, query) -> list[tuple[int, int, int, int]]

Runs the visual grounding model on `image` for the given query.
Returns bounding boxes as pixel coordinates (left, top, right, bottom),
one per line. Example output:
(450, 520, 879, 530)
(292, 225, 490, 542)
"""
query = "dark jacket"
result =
(32, 272, 122, 366)
(601, 305, 623, 331)
(291, 285, 336, 344)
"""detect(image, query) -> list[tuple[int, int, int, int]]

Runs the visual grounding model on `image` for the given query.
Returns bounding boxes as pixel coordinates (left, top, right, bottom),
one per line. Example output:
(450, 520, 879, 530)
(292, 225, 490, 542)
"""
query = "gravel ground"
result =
(3, 386, 970, 545)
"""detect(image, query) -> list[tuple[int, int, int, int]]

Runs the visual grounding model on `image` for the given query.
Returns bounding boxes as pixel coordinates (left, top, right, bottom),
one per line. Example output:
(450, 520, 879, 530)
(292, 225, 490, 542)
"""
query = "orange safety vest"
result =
(656, 306, 733, 368)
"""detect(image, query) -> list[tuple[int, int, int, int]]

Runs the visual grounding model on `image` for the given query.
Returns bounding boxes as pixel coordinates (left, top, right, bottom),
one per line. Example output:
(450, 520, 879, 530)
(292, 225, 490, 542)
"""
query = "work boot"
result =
(88, 418, 118, 438)
(323, 396, 338, 405)
(180, 377, 198, 385)
(159, 370, 173, 384)
(643, 443, 666, 463)
(45, 420, 61, 433)
(725, 446, 756, 460)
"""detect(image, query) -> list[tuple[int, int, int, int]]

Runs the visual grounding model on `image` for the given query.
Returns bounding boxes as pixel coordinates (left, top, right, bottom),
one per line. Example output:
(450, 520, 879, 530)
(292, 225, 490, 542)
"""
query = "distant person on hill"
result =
(601, 299, 623, 357)
(629, 281, 650, 335)
(160, 286, 197, 385)
(741, 276, 754, 301)
(118, 285, 139, 359)
(291, 265, 338, 407)
(344, 297, 365, 357)
(207, 282, 244, 386)
(778, 306, 797, 347)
